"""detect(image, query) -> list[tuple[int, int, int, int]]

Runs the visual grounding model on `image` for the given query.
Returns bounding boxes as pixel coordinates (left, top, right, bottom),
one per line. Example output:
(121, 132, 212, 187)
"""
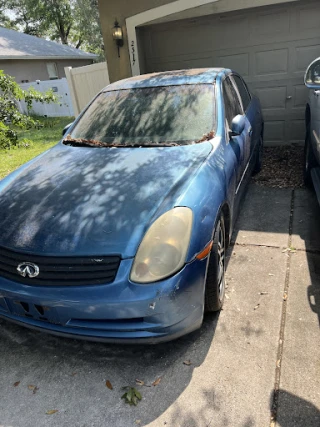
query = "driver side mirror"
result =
(62, 122, 74, 136)
(304, 58, 320, 89)
(229, 114, 245, 138)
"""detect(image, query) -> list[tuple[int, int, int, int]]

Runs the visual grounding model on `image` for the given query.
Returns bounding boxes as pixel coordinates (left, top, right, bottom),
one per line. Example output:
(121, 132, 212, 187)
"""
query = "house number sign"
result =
(131, 41, 136, 65)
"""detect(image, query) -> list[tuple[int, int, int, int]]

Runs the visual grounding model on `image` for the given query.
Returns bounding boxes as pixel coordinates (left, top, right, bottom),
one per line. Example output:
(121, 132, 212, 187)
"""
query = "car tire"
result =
(204, 214, 226, 312)
(253, 135, 263, 175)
(304, 122, 316, 187)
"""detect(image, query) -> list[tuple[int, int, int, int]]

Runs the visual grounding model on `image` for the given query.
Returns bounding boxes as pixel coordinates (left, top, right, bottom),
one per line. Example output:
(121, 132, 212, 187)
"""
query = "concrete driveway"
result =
(0, 183, 319, 427)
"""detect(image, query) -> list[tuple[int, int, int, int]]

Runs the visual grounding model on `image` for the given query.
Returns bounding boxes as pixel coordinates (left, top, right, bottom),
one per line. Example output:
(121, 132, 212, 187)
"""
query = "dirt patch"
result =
(253, 146, 304, 188)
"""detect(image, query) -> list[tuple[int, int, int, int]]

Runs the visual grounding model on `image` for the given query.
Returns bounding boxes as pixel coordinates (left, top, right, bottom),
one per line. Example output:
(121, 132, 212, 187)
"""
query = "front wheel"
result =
(204, 214, 226, 312)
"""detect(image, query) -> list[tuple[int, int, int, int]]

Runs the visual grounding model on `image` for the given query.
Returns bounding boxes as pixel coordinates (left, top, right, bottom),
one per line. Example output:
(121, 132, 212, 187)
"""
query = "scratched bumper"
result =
(0, 257, 208, 343)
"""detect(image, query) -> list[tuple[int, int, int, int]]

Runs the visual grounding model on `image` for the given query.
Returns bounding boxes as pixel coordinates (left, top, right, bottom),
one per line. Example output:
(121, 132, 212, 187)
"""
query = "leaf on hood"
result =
(135, 379, 145, 386)
(28, 385, 36, 391)
(105, 380, 113, 390)
(183, 360, 192, 366)
(46, 410, 58, 415)
(33, 386, 39, 394)
(152, 377, 161, 386)
(13, 381, 20, 387)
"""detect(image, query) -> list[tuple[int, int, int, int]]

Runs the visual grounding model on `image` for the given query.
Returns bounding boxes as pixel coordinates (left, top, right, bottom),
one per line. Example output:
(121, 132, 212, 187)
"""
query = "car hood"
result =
(0, 142, 212, 257)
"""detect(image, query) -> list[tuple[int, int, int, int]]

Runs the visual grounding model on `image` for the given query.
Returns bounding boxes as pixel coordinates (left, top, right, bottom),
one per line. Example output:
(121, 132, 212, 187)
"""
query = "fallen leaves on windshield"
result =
(63, 134, 180, 148)
(197, 130, 215, 143)
(63, 134, 110, 148)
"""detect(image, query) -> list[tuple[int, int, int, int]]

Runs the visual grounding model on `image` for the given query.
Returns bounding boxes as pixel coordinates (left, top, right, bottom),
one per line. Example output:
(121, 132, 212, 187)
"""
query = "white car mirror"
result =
(304, 58, 320, 89)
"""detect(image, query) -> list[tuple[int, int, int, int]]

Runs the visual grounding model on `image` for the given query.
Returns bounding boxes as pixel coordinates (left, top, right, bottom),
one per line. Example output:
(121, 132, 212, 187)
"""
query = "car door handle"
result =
(286, 95, 292, 100)
(249, 128, 253, 137)
(314, 90, 320, 97)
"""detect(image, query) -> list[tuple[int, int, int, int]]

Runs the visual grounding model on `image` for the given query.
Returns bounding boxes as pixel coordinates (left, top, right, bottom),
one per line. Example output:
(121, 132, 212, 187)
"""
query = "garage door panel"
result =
(295, 44, 320, 73)
(264, 121, 286, 145)
(215, 16, 250, 48)
(255, 87, 287, 111)
(255, 49, 289, 77)
(182, 57, 214, 69)
(215, 53, 249, 77)
(146, 60, 182, 72)
(288, 119, 305, 144)
(147, 56, 215, 72)
(293, 85, 309, 109)
(253, 9, 290, 36)
(147, 27, 214, 59)
(297, 4, 320, 32)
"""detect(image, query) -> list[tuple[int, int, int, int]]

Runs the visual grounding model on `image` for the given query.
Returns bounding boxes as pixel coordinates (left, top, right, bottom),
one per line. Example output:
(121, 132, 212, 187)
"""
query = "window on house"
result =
(47, 62, 58, 80)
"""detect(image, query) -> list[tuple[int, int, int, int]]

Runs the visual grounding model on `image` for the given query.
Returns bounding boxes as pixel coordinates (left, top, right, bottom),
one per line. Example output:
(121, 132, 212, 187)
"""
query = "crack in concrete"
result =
(230, 241, 284, 250)
(270, 188, 295, 427)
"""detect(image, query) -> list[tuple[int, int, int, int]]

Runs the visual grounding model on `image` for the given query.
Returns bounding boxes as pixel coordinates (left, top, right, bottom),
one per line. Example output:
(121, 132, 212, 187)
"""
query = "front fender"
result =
(177, 144, 228, 263)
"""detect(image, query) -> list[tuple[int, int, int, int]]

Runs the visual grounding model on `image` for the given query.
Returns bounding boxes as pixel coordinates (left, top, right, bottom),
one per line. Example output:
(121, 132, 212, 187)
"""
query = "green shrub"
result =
(0, 70, 57, 149)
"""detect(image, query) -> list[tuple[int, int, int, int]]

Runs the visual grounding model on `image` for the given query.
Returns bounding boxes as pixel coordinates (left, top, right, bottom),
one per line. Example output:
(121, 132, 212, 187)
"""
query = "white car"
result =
(304, 57, 320, 202)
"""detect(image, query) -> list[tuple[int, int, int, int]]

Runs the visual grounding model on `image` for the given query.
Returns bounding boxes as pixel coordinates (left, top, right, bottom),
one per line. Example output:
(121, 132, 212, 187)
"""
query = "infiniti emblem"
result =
(17, 262, 40, 278)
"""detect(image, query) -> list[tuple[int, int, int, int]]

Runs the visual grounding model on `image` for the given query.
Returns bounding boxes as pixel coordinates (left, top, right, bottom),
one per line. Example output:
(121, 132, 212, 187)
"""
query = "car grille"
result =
(0, 246, 121, 286)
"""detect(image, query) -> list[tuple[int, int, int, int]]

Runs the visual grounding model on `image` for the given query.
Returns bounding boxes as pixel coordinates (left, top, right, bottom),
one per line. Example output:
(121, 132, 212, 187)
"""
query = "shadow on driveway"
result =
(0, 310, 218, 426)
(1, 182, 320, 426)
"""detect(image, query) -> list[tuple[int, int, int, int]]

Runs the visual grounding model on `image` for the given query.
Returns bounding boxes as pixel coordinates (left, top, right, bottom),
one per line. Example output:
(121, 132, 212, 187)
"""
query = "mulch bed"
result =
(252, 146, 305, 188)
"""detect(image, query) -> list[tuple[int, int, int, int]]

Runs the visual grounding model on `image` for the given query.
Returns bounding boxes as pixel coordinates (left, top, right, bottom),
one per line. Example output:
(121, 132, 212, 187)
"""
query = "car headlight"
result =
(130, 207, 193, 283)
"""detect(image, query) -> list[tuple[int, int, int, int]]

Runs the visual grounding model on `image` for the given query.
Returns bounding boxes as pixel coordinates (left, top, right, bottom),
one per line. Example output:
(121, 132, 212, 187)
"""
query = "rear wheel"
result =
(304, 122, 316, 187)
(204, 214, 226, 312)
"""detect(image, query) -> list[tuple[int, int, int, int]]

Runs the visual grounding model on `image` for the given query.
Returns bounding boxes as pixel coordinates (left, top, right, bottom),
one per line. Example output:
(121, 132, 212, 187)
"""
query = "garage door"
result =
(140, 0, 320, 145)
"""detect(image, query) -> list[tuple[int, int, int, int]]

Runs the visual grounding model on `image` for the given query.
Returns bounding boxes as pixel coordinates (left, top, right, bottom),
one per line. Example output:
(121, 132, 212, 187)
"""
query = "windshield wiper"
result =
(63, 135, 180, 148)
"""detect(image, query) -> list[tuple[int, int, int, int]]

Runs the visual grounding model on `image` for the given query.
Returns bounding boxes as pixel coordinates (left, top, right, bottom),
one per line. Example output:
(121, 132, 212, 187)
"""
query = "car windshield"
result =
(67, 84, 216, 146)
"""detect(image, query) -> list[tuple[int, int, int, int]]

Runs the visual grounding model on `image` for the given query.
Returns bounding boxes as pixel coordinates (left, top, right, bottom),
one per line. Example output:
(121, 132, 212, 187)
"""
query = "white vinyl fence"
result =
(65, 62, 110, 116)
(18, 78, 74, 117)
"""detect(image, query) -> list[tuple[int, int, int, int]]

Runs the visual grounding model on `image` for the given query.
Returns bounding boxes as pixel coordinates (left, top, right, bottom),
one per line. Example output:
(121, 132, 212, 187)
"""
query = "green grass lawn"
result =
(0, 116, 74, 180)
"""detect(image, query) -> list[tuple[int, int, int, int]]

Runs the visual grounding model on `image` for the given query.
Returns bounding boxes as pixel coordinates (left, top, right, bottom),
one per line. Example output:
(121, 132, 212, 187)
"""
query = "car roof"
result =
(103, 68, 229, 91)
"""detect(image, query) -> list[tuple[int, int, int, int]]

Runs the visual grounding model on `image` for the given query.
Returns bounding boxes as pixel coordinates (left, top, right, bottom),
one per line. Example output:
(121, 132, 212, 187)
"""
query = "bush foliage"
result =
(0, 70, 57, 149)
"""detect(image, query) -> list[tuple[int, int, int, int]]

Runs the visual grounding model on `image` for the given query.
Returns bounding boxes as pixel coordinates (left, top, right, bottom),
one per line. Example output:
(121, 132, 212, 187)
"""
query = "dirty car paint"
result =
(0, 68, 263, 343)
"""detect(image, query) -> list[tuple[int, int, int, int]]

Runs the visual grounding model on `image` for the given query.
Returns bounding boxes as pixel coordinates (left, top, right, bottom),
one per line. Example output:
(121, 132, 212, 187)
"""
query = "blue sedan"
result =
(0, 68, 263, 343)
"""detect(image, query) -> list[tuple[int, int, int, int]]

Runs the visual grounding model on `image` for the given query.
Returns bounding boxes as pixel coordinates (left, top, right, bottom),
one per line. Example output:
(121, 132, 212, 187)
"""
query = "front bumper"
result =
(0, 257, 208, 344)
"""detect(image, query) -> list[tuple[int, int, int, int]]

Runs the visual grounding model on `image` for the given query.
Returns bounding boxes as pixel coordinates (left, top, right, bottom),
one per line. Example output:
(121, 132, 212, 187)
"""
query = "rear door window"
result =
(223, 77, 243, 128)
(232, 75, 251, 111)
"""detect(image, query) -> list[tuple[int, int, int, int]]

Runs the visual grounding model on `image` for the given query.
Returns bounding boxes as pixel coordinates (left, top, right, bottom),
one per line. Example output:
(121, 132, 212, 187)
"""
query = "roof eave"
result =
(0, 55, 98, 60)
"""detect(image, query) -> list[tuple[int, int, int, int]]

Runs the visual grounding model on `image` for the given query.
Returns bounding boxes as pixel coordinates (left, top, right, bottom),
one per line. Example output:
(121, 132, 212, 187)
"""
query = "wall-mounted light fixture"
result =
(112, 20, 124, 58)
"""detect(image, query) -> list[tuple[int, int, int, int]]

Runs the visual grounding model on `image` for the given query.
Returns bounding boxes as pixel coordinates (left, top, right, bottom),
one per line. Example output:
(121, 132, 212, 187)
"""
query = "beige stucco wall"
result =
(98, 0, 300, 82)
(0, 58, 94, 83)
(98, 0, 175, 83)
